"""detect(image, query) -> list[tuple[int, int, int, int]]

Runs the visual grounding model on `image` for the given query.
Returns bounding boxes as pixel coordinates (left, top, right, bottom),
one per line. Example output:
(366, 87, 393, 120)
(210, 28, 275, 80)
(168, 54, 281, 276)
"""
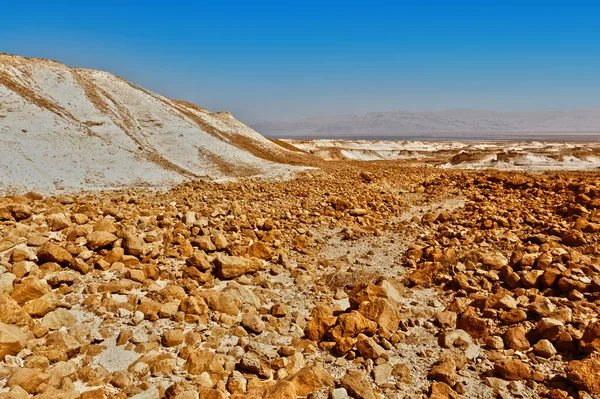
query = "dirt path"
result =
(291, 195, 538, 398)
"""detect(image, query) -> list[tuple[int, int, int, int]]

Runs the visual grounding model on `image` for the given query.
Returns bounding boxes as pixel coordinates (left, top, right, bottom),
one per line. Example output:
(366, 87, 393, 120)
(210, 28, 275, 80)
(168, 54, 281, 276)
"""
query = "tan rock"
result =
(162, 330, 184, 347)
(86, 231, 118, 250)
(6, 368, 49, 394)
(11, 276, 52, 305)
(184, 350, 225, 378)
(356, 335, 386, 359)
(238, 351, 272, 379)
(456, 309, 487, 339)
(247, 241, 271, 260)
(428, 361, 457, 387)
(241, 314, 266, 334)
(214, 254, 265, 279)
(122, 232, 144, 257)
(340, 370, 377, 399)
(287, 365, 334, 396)
(304, 305, 337, 341)
(504, 326, 530, 352)
(533, 339, 556, 358)
(212, 233, 228, 251)
(0, 294, 32, 328)
(41, 308, 77, 330)
(0, 272, 16, 295)
(0, 321, 27, 359)
(195, 236, 216, 252)
(358, 298, 400, 332)
(494, 359, 531, 381)
(186, 251, 212, 271)
(37, 244, 73, 266)
(581, 322, 600, 354)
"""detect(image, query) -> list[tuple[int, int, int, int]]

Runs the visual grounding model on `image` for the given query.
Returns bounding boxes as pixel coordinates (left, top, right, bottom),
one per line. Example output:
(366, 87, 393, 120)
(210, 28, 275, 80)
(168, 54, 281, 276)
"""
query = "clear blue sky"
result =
(3, 1, 600, 123)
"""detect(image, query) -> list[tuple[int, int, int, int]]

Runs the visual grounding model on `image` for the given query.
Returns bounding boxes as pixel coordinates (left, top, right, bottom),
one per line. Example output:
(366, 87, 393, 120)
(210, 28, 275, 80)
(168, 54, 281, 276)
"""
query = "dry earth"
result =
(285, 140, 600, 171)
(1, 162, 599, 399)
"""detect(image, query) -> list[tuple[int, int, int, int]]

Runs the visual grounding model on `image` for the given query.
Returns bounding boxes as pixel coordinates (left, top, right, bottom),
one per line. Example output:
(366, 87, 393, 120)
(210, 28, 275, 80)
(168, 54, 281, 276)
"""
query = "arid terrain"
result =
(285, 139, 600, 171)
(1, 162, 600, 399)
(1, 56, 600, 399)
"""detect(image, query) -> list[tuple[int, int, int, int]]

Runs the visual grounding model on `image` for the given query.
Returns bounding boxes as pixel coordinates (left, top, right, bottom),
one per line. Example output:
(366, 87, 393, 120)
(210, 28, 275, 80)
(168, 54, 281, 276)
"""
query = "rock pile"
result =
(0, 164, 598, 398)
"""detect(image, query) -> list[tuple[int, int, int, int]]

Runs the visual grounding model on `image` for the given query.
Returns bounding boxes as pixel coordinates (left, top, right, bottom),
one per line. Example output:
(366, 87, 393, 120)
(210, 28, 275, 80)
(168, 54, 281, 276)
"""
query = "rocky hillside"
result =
(0, 54, 307, 194)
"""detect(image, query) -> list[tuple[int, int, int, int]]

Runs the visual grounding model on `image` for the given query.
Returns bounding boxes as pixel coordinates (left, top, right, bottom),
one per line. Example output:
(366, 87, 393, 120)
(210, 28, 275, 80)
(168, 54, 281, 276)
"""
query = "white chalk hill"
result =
(0, 54, 305, 193)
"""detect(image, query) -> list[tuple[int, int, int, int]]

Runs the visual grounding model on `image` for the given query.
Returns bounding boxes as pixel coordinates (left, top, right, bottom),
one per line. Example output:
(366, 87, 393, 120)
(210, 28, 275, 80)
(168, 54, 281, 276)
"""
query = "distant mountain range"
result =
(252, 108, 600, 137)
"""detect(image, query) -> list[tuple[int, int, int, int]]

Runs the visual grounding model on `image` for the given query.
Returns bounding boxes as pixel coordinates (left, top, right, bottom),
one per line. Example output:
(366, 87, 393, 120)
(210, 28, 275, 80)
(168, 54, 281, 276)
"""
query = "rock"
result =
(435, 311, 457, 329)
(500, 309, 527, 325)
(581, 322, 600, 354)
(456, 309, 487, 339)
(263, 381, 296, 399)
(86, 231, 118, 250)
(335, 311, 377, 337)
(238, 351, 272, 379)
(532, 339, 556, 358)
(110, 370, 133, 389)
(485, 336, 504, 350)
(241, 314, 265, 334)
(212, 233, 228, 251)
(47, 213, 71, 231)
(340, 370, 377, 399)
(287, 365, 334, 396)
(330, 388, 350, 399)
(428, 361, 457, 387)
(392, 364, 412, 383)
(356, 335, 386, 359)
(358, 298, 401, 332)
(248, 241, 271, 260)
(0, 322, 27, 360)
(0, 295, 32, 328)
(373, 362, 392, 386)
(562, 230, 586, 247)
(566, 356, 600, 394)
(195, 236, 216, 252)
(429, 382, 458, 399)
(213, 254, 265, 279)
(122, 232, 144, 257)
(0, 272, 16, 295)
(184, 350, 225, 379)
(503, 326, 530, 351)
(304, 305, 337, 341)
(6, 367, 49, 394)
(41, 308, 77, 330)
(11, 276, 51, 305)
(185, 251, 212, 271)
(37, 244, 73, 265)
(494, 359, 531, 381)
(439, 330, 473, 348)
(162, 330, 184, 347)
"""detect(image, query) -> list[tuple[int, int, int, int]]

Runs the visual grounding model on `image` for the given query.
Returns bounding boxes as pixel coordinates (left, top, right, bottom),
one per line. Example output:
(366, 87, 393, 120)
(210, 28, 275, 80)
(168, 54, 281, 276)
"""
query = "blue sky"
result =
(3, 1, 600, 123)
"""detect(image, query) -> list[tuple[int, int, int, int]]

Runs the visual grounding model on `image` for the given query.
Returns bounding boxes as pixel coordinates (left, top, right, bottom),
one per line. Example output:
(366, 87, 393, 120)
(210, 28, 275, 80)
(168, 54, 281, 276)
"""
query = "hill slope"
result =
(253, 108, 600, 137)
(0, 54, 307, 193)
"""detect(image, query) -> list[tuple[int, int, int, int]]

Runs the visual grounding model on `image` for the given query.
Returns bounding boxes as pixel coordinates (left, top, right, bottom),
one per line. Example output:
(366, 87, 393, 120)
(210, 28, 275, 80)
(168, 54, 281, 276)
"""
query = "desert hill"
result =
(0, 54, 307, 194)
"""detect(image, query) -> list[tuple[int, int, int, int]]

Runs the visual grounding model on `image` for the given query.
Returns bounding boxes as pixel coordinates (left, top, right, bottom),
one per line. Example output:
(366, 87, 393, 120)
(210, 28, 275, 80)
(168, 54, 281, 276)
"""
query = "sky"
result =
(2, 0, 600, 123)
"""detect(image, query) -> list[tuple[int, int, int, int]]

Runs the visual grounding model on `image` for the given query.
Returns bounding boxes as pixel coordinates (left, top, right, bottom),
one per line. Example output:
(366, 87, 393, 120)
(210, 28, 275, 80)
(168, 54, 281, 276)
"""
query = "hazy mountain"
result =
(252, 108, 600, 137)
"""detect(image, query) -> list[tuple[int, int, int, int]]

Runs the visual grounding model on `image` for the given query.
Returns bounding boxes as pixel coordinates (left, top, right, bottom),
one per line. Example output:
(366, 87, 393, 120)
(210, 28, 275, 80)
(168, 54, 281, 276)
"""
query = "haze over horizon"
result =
(3, 0, 600, 125)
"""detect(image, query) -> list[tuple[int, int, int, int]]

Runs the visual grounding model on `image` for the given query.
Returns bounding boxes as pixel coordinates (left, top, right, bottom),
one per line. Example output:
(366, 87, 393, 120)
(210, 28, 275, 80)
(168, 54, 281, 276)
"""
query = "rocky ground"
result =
(0, 162, 599, 399)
